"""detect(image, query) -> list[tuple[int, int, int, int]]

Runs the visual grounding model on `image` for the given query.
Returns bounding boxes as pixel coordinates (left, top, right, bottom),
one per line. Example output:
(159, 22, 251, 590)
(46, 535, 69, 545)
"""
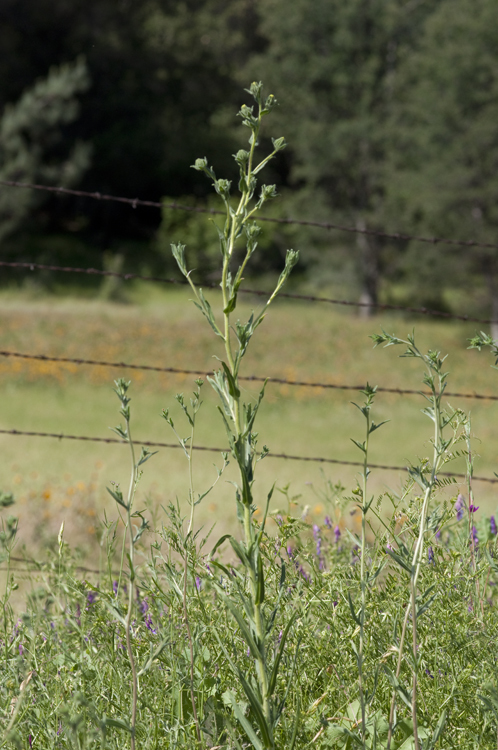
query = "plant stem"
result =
(387, 360, 443, 750)
(123, 415, 138, 750)
(183, 409, 203, 747)
(358, 400, 370, 749)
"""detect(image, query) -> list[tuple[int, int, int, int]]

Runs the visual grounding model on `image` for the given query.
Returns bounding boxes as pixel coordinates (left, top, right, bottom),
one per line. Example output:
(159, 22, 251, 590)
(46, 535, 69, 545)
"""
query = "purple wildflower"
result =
(140, 598, 149, 615)
(324, 516, 333, 530)
(428, 546, 434, 564)
(435, 528, 441, 542)
(300, 566, 311, 583)
(86, 591, 97, 609)
(19, 643, 24, 656)
(491, 516, 497, 536)
(286, 545, 293, 560)
(11, 619, 21, 639)
(195, 576, 202, 591)
(471, 525, 479, 547)
(455, 494, 465, 521)
(28, 735, 32, 747)
(334, 525, 341, 544)
(112, 580, 119, 595)
(469, 504, 479, 513)
(144, 613, 157, 634)
(277, 630, 283, 645)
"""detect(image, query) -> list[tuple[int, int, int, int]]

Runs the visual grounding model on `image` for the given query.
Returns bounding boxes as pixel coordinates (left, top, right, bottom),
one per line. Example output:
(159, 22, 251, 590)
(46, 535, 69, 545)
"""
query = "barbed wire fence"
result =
(1, 349, 497, 402)
(3, 178, 498, 251)
(0, 179, 497, 486)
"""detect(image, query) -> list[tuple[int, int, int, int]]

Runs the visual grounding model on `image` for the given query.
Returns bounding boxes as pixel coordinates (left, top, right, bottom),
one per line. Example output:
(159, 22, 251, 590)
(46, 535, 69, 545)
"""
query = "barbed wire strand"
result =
(1, 349, 496, 402)
(0, 259, 497, 325)
(2, 178, 498, 252)
(0, 427, 496, 483)
(6, 557, 118, 576)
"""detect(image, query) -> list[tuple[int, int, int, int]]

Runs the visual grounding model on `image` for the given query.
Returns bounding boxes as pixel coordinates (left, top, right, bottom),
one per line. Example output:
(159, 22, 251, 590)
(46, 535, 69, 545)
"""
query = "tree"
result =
(0, 57, 90, 243)
(245, 0, 440, 310)
(0, 0, 264, 257)
(385, 0, 498, 332)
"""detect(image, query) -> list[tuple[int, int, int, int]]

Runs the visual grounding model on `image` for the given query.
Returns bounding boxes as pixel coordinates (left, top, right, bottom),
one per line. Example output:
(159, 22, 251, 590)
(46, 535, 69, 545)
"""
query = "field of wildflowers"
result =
(1, 84, 498, 749)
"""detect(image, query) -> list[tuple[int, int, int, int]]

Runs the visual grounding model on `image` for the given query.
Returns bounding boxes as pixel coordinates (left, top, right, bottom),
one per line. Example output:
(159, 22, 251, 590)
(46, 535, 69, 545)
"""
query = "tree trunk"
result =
(486, 258, 498, 342)
(480, 253, 498, 340)
(355, 216, 379, 318)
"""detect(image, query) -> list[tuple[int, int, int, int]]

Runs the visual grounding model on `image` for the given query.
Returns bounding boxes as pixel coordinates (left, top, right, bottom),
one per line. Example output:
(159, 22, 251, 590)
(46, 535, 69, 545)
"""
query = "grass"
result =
(1, 285, 497, 568)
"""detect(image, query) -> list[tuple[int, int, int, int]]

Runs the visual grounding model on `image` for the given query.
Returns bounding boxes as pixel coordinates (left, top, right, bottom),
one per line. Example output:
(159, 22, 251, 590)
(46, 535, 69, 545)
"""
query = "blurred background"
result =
(1, 0, 497, 313)
(1, 0, 498, 562)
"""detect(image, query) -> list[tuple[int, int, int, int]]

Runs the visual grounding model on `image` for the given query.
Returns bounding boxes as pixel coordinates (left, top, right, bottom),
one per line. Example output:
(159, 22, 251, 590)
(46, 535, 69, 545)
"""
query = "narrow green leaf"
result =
(386, 548, 412, 574)
(222, 595, 260, 659)
(369, 420, 389, 434)
(224, 691, 263, 750)
(229, 536, 250, 568)
(428, 709, 447, 750)
(103, 718, 132, 733)
(255, 550, 265, 606)
(210, 534, 231, 558)
(351, 438, 366, 454)
(347, 592, 361, 626)
(268, 610, 298, 697)
(137, 447, 158, 466)
(288, 692, 300, 750)
(106, 486, 128, 510)
(237, 671, 273, 747)
(221, 361, 241, 398)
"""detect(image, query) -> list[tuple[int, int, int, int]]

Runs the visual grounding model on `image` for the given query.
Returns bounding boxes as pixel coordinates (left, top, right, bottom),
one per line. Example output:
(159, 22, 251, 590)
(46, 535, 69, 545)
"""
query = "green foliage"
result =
(248, 0, 438, 305)
(3, 0, 498, 320)
(0, 57, 90, 243)
(384, 0, 498, 313)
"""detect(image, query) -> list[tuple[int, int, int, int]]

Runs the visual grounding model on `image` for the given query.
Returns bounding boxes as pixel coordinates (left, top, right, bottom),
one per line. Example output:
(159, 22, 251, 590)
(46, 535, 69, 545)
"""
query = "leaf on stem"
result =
(137, 447, 158, 467)
(107, 485, 128, 510)
(221, 362, 241, 398)
(223, 691, 263, 750)
(193, 288, 224, 338)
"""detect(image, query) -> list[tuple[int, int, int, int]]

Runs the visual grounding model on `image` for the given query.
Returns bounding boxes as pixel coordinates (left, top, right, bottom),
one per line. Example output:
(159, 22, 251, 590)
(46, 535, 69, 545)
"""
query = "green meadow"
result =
(1, 284, 497, 559)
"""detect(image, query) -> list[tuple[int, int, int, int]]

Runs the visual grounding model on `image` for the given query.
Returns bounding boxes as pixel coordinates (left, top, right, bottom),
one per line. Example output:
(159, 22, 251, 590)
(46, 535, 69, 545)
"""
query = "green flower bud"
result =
(214, 179, 231, 198)
(233, 149, 250, 167)
(271, 136, 287, 151)
(246, 81, 263, 103)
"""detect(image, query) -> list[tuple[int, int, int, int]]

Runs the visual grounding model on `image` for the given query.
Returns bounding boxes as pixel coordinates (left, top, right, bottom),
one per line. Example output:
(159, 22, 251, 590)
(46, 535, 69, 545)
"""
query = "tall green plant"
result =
(171, 81, 299, 750)
(106, 379, 154, 750)
(348, 385, 388, 749)
(371, 332, 462, 750)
